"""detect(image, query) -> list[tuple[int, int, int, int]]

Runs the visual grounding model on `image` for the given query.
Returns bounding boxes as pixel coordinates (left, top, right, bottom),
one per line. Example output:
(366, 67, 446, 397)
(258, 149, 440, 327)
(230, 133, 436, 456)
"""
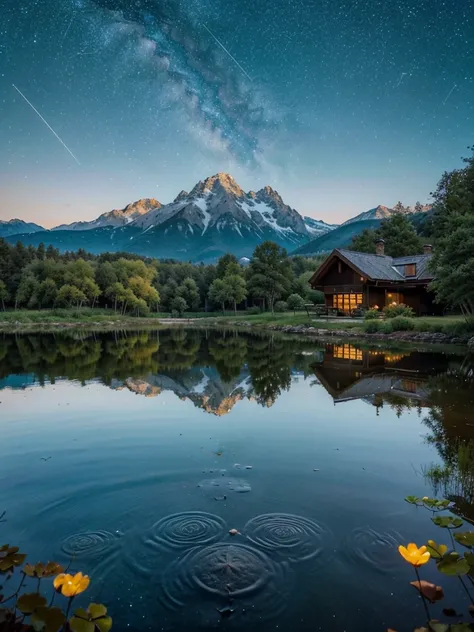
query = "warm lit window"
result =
(332, 293, 363, 313)
(333, 344, 363, 361)
(404, 264, 416, 276)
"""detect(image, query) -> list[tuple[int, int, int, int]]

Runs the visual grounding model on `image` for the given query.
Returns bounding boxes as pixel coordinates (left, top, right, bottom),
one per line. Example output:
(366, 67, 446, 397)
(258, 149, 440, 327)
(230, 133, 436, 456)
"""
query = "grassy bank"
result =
(0, 308, 472, 338)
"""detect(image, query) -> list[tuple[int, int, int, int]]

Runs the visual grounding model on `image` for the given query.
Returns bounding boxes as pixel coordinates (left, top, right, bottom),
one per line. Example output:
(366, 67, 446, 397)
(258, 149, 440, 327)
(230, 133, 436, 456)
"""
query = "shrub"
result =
(286, 293, 306, 313)
(390, 316, 415, 331)
(246, 306, 261, 315)
(383, 303, 415, 319)
(363, 320, 382, 333)
(441, 318, 474, 336)
(364, 308, 380, 320)
(274, 301, 288, 312)
(381, 321, 394, 334)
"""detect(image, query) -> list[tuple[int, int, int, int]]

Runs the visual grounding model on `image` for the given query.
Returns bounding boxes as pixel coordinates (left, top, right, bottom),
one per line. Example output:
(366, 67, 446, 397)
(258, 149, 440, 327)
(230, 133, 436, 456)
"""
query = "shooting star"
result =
(441, 83, 457, 106)
(61, 13, 75, 43)
(12, 84, 80, 165)
(202, 24, 252, 82)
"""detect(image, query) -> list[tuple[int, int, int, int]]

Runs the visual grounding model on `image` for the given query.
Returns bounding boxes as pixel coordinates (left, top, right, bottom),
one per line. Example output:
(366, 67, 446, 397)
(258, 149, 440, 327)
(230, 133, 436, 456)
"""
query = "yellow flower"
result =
(398, 543, 430, 566)
(53, 572, 90, 597)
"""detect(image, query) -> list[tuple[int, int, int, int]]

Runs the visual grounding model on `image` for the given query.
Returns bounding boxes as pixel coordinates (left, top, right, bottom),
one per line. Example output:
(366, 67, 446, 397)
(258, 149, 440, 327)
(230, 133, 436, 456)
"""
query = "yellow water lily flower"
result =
(398, 543, 430, 566)
(53, 572, 90, 597)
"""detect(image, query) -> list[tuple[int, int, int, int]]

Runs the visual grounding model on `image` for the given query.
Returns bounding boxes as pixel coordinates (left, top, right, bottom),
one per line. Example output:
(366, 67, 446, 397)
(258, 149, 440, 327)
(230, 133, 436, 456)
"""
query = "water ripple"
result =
(342, 526, 402, 573)
(159, 542, 292, 622)
(244, 513, 329, 563)
(61, 530, 121, 559)
(146, 511, 227, 551)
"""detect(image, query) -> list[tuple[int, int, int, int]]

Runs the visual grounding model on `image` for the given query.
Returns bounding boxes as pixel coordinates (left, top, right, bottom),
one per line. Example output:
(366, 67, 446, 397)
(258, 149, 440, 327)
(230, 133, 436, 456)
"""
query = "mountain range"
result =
(0, 173, 431, 261)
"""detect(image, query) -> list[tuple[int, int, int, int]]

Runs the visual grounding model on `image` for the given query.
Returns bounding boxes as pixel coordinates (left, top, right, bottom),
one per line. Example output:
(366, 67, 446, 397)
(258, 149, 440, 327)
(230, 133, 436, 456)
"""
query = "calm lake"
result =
(1, 328, 474, 631)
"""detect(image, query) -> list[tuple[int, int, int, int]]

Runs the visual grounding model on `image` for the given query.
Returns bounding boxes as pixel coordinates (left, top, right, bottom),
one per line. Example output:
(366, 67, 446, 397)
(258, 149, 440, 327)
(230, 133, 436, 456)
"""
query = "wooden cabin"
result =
(308, 240, 442, 316)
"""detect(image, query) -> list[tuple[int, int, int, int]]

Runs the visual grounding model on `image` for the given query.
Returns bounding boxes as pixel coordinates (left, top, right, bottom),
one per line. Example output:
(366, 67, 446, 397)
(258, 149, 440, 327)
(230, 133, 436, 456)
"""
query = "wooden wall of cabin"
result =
(319, 259, 361, 285)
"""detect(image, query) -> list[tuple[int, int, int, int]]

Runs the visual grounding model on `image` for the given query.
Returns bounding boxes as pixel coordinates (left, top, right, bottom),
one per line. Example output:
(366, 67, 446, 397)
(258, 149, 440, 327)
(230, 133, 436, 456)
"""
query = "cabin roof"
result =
(311, 248, 435, 284)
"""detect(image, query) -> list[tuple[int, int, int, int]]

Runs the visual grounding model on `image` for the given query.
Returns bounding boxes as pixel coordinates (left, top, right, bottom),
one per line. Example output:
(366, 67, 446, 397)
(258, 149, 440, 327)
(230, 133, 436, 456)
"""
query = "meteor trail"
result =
(202, 24, 252, 82)
(12, 84, 81, 165)
(441, 83, 457, 106)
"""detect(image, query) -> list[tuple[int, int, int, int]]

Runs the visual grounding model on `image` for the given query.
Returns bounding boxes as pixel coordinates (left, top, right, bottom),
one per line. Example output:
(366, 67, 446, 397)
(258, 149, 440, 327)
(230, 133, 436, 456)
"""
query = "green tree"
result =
(287, 293, 305, 314)
(15, 274, 40, 309)
(429, 148, 474, 317)
(216, 253, 239, 279)
(37, 278, 58, 308)
(247, 241, 293, 313)
(55, 284, 87, 307)
(349, 214, 422, 257)
(223, 274, 247, 314)
(177, 277, 200, 311)
(170, 296, 188, 317)
(0, 280, 9, 311)
(208, 278, 228, 314)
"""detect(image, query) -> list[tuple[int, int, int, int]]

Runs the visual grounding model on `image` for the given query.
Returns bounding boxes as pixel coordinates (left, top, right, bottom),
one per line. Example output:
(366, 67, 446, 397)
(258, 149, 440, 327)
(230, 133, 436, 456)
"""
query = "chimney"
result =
(375, 238, 385, 256)
(423, 244, 433, 255)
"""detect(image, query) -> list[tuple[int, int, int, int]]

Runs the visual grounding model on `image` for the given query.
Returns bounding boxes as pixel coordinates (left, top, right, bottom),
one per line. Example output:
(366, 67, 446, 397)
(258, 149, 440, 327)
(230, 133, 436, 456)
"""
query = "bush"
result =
(390, 316, 415, 331)
(383, 303, 415, 319)
(286, 293, 306, 313)
(441, 318, 474, 336)
(274, 301, 288, 312)
(246, 306, 261, 315)
(363, 320, 382, 333)
(381, 321, 394, 334)
(364, 309, 380, 320)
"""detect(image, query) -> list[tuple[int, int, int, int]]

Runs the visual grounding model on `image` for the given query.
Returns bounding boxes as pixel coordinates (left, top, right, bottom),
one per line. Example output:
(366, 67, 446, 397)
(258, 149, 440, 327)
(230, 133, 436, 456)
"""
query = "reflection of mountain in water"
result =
(0, 329, 321, 416)
(113, 367, 253, 416)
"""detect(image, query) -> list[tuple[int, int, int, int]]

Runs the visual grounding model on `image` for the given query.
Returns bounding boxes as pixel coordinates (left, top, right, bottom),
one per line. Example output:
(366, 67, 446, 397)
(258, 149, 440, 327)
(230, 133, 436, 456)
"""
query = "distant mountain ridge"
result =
(2, 173, 334, 261)
(342, 203, 432, 226)
(0, 219, 44, 237)
(0, 174, 431, 261)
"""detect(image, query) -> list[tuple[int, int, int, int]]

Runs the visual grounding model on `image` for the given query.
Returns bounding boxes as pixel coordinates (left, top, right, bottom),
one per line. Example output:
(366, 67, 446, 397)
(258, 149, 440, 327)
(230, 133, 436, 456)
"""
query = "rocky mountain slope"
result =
(3, 173, 334, 261)
(342, 204, 432, 226)
(52, 198, 162, 231)
(0, 219, 44, 238)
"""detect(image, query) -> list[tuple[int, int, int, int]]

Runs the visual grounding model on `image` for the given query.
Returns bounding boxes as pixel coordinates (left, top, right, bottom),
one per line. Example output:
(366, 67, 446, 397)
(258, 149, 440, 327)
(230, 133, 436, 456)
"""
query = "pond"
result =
(1, 328, 474, 631)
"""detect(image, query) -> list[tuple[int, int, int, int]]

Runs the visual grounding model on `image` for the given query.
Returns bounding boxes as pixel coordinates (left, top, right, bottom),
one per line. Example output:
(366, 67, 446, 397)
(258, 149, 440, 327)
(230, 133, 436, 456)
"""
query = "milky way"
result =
(1, 0, 473, 226)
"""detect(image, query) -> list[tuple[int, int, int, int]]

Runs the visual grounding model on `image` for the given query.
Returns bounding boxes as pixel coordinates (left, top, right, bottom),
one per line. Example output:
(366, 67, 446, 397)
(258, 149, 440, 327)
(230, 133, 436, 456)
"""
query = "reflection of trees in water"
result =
(0, 329, 322, 408)
(208, 334, 248, 383)
(247, 335, 293, 406)
(422, 368, 474, 519)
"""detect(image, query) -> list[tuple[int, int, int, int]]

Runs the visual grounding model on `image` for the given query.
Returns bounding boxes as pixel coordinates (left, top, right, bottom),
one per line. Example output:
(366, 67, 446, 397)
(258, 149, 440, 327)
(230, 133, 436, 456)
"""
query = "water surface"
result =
(1, 329, 474, 631)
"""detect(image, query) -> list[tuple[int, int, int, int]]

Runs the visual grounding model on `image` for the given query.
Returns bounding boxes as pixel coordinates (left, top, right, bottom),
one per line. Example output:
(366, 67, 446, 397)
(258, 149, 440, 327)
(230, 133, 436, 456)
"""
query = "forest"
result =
(0, 239, 325, 316)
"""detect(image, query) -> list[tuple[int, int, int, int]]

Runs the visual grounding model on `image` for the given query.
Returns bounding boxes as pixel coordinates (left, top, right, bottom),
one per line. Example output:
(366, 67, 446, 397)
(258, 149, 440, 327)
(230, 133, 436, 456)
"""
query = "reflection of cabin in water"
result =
(313, 344, 450, 407)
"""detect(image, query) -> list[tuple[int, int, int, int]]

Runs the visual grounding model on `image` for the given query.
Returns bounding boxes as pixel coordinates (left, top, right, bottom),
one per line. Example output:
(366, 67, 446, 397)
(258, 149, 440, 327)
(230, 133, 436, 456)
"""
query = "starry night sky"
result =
(1, 0, 472, 227)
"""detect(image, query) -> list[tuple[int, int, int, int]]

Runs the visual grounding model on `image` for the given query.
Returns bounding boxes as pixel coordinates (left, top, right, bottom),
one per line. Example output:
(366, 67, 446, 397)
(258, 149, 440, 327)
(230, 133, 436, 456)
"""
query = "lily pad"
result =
(88, 604, 107, 619)
(16, 592, 47, 615)
(69, 618, 95, 632)
(30, 606, 66, 632)
(454, 532, 474, 548)
(405, 496, 421, 504)
(0, 545, 26, 572)
(437, 552, 470, 576)
(426, 540, 449, 559)
(432, 516, 463, 529)
(71, 603, 112, 632)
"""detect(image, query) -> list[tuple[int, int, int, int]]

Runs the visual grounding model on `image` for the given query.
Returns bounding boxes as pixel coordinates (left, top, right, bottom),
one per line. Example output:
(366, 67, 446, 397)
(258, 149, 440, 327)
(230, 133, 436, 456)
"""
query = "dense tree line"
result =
(0, 239, 325, 315)
(349, 204, 424, 257)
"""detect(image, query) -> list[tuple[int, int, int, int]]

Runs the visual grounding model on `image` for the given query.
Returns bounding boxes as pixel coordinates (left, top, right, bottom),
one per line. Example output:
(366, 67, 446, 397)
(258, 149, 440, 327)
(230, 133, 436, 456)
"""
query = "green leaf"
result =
(95, 616, 113, 632)
(69, 617, 95, 632)
(428, 623, 449, 632)
(435, 500, 451, 509)
(426, 540, 449, 559)
(30, 606, 66, 632)
(16, 592, 47, 614)
(88, 604, 107, 620)
(405, 496, 421, 504)
(432, 516, 464, 529)
(74, 608, 89, 619)
(465, 552, 474, 566)
(437, 552, 470, 576)
(455, 532, 474, 548)
(451, 625, 474, 632)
